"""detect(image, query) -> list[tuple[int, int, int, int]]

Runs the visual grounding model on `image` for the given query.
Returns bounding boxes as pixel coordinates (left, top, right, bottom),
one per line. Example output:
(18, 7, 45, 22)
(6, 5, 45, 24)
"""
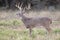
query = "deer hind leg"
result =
(44, 25, 52, 34)
(45, 26, 52, 33)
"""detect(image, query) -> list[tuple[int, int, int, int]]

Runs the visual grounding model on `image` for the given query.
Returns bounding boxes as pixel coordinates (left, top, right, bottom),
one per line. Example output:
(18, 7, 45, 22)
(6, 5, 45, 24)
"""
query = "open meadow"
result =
(0, 10, 60, 40)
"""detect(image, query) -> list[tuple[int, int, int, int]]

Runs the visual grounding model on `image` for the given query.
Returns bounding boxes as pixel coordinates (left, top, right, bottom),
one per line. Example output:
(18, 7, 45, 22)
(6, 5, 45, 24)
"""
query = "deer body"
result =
(20, 14, 52, 28)
(18, 13, 52, 36)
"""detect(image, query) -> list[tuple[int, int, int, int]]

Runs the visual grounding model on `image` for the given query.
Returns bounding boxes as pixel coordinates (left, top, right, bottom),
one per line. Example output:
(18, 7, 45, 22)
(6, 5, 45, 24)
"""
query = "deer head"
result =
(16, 3, 30, 16)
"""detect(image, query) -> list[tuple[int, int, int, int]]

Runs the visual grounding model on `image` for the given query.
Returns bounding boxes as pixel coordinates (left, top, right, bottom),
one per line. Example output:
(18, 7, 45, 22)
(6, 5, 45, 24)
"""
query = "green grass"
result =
(0, 19, 23, 26)
(0, 20, 60, 40)
(0, 28, 60, 40)
(0, 28, 29, 40)
(53, 28, 60, 33)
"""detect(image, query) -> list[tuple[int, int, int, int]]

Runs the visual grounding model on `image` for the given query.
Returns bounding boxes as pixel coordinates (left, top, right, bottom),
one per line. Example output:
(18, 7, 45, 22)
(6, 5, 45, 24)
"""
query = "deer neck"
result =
(21, 14, 27, 21)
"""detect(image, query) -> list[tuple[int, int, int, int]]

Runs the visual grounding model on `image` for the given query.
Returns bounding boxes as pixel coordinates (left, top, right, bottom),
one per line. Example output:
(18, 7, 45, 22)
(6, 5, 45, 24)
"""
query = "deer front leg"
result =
(29, 26, 32, 37)
(26, 25, 32, 36)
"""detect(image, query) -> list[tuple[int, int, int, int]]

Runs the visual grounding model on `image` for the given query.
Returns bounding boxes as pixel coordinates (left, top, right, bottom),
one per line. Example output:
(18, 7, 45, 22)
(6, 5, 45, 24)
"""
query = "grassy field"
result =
(0, 10, 60, 40)
(0, 19, 60, 40)
(0, 26, 60, 40)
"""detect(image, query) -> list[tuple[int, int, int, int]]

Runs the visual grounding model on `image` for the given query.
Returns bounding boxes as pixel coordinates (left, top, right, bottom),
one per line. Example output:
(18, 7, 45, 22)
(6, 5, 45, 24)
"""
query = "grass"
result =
(0, 27, 60, 40)
(0, 19, 23, 26)
(0, 19, 60, 40)
(53, 28, 60, 33)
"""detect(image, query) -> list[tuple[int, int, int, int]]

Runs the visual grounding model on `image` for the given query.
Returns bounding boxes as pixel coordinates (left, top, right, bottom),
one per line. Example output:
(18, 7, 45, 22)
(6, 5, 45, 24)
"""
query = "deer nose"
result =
(26, 26, 29, 28)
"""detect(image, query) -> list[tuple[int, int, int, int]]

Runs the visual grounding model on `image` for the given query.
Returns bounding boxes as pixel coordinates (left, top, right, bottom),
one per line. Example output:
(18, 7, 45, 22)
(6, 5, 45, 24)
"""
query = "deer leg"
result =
(42, 22, 52, 33)
(46, 27, 51, 33)
(29, 26, 32, 36)
(45, 26, 52, 34)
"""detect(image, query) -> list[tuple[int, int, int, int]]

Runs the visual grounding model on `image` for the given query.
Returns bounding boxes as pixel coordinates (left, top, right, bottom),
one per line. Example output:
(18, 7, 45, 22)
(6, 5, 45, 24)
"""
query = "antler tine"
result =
(20, 3, 23, 8)
(16, 3, 23, 10)
(16, 3, 20, 8)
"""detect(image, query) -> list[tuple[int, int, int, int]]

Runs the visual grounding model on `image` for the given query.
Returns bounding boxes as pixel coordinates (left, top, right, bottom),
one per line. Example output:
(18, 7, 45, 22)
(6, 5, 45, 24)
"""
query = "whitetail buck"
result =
(16, 3, 52, 36)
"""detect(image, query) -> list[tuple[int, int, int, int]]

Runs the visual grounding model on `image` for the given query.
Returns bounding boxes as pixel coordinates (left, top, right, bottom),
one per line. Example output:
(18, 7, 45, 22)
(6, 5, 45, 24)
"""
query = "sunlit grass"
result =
(0, 19, 22, 26)
(0, 27, 60, 40)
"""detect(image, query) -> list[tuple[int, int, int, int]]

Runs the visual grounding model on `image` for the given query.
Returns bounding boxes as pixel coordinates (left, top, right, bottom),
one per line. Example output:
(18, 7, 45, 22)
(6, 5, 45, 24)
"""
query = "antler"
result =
(26, 3, 31, 10)
(16, 3, 26, 14)
(16, 3, 23, 10)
